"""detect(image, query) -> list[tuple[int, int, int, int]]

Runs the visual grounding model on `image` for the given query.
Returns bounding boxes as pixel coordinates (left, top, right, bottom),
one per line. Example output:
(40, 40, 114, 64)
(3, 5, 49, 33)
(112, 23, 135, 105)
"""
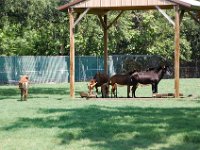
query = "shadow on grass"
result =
(30, 87, 70, 95)
(0, 88, 19, 96)
(0, 86, 82, 100)
(2, 105, 200, 149)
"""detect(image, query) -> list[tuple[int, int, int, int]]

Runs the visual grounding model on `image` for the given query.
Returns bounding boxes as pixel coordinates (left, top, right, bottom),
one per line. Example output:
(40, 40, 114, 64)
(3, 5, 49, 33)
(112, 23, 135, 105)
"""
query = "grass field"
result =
(0, 79, 200, 150)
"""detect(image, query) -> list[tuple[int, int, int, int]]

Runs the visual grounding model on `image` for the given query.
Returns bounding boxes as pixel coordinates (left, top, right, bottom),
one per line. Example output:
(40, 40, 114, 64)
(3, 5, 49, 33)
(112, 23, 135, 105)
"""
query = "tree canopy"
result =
(0, 0, 200, 61)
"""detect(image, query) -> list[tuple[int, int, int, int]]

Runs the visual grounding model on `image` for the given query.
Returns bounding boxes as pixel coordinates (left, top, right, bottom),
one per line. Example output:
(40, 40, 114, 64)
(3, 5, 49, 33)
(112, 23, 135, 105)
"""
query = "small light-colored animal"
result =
(87, 79, 97, 95)
(19, 75, 29, 101)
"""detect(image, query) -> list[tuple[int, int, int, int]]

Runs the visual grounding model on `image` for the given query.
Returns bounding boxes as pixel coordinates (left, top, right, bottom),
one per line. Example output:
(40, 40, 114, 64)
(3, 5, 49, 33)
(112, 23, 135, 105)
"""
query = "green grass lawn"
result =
(0, 79, 200, 150)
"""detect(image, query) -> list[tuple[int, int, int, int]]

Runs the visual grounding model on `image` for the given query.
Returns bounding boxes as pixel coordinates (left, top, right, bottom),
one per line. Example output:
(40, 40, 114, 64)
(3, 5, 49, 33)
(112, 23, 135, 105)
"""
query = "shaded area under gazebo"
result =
(58, 0, 200, 98)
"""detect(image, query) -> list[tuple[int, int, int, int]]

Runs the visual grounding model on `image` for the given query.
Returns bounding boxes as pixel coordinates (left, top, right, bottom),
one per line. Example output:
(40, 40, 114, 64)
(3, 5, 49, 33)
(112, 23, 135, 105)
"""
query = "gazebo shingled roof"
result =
(169, 0, 200, 10)
(58, 0, 200, 98)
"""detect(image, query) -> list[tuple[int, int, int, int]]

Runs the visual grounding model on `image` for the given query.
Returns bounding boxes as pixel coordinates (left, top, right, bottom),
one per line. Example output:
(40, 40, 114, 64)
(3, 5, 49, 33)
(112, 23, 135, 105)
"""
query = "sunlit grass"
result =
(0, 79, 200, 150)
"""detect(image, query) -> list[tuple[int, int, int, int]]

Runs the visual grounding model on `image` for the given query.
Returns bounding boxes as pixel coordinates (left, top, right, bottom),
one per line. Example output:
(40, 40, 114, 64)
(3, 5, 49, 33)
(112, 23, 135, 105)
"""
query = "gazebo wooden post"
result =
(174, 5, 180, 98)
(103, 15, 108, 74)
(69, 9, 75, 98)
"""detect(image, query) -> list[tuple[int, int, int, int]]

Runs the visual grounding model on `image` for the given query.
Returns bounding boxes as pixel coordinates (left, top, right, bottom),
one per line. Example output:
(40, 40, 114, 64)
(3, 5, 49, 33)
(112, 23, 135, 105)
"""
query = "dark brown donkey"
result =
(109, 71, 137, 98)
(131, 65, 170, 97)
(93, 72, 109, 97)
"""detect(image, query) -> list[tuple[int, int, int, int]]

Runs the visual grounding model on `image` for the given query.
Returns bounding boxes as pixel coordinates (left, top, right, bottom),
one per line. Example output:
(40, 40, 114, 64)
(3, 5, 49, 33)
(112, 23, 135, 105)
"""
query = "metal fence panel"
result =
(0, 55, 199, 84)
(0, 56, 69, 84)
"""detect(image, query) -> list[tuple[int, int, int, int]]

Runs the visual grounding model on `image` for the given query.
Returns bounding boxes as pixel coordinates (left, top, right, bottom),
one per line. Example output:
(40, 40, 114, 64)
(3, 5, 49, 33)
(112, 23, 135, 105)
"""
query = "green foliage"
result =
(0, 0, 69, 55)
(0, 1, 199, 61)
(75, 15, 103, 55)
(182, 13, 200, 60)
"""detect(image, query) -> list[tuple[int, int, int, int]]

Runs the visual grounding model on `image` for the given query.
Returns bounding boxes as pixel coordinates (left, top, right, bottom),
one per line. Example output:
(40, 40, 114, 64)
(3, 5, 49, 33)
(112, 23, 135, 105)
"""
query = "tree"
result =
(182, 12, 200, 60)
(0, 0, 70, 55)
(0, 0, 198, 63)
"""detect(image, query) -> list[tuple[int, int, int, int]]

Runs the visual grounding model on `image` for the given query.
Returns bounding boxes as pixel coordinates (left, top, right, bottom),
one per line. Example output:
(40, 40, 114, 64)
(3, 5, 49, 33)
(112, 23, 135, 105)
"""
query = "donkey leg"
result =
(106, 86, 109, 98)
(111, 85, 114, 98)
(132, 84, 137, 98)
(155, 84, 158, 93)
(20, 89, 23, 101)
(95, 87, 98, 98)
(95, 86, 98, 93)
(23, 89, 26, 101)
(101, 85, 106, 98)
(24, 91, 27, 101)
(127, 85, 130, 98)
(101, 88, 103, 98)
(152, 83, 158, 97)
(152, 83, 156, 93)
(115, 85, 117, 98)
(24, 89, 28, 101)
(112, 84, 117, 98)
(115, 87, 117, 98)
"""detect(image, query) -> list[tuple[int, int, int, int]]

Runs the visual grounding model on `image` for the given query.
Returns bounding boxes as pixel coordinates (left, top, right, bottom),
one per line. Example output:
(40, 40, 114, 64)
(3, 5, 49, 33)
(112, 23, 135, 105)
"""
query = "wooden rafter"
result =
(98, 11, 124, 30)
(188, 11, 200, 24)
(74, 8, 90, 27)
(107, 11, 124, 29)
(155, 6, 175, 26)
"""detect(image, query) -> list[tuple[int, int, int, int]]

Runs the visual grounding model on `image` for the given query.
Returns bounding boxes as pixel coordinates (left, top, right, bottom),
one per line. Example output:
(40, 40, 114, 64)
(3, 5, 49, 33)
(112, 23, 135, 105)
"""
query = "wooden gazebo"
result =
(58, 0, 200, 98)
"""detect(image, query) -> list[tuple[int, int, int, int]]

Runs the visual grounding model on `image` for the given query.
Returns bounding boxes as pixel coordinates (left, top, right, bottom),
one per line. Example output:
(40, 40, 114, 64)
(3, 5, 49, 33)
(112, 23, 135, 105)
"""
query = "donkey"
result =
(18, 75, 29, 101)
(109, 71, 137, 98)
(93, 72, 109, 97)
(131, 65, 170, 97)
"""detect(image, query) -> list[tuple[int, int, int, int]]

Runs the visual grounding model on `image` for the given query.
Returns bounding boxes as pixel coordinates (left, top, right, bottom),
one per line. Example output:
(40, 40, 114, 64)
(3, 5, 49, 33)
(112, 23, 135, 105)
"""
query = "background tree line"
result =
(0, 0, 200, 61)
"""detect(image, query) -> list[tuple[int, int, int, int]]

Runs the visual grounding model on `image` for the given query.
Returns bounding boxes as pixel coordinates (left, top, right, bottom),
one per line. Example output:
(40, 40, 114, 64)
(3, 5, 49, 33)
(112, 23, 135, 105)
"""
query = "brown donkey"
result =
(19, 75, 29, 101)
(109, 71, 137, 98)
(93, 72, 109, 97)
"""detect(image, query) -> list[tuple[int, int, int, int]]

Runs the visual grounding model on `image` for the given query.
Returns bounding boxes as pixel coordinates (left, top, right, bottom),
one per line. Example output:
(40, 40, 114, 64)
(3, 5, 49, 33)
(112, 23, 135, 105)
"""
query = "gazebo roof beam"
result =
(57, 0, 86, 11)
(72, 8, 110, 15)
(68, 6, 174, 14)
(168, 0, 200, 10)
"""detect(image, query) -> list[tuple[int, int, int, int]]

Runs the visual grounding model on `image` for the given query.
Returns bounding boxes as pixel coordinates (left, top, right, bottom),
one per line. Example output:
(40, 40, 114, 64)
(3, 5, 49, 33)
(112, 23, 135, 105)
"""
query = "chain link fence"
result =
(0, 55, 199, 84)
